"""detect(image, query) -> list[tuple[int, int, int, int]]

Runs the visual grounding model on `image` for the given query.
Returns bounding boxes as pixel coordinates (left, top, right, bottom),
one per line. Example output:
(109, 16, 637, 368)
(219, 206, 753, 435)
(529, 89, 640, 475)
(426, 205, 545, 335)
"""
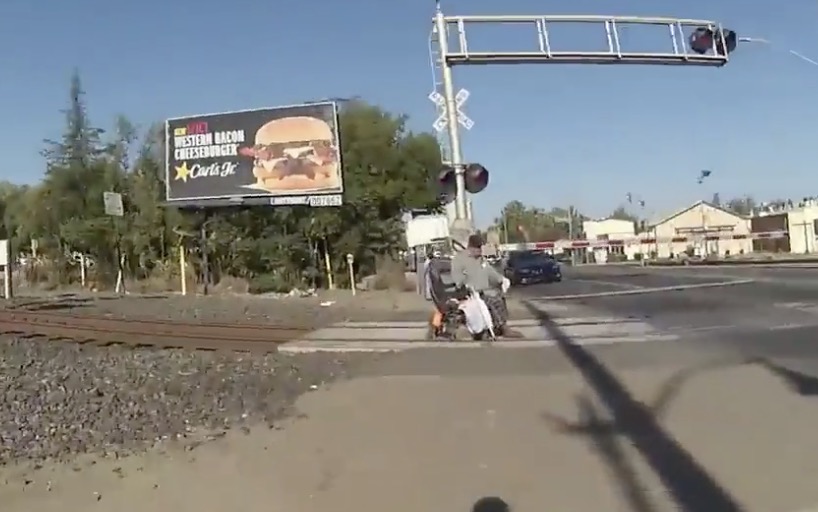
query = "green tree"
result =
(493, 202, 583, 243)
(9, 74, 443, 293)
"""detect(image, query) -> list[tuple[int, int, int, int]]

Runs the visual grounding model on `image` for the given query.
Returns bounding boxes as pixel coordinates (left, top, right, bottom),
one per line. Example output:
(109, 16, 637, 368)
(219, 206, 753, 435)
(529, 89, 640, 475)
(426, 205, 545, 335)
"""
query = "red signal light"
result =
(690, 27, 737, 56)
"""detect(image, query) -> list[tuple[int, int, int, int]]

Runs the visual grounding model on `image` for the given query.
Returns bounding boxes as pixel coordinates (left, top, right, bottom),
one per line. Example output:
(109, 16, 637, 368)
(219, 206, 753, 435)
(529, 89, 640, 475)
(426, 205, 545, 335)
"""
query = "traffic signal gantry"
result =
(428, 2, 738, 224)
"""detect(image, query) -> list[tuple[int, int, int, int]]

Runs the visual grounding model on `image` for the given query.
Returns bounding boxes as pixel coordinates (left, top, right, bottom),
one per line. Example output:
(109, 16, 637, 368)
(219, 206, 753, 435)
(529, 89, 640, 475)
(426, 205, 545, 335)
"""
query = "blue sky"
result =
(1, 0, 816, 228)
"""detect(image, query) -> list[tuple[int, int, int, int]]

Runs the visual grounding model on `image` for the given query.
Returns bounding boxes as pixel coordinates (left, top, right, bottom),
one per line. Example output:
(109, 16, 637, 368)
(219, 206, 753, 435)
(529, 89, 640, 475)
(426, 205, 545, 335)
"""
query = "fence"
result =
(498, 230, 789, 252)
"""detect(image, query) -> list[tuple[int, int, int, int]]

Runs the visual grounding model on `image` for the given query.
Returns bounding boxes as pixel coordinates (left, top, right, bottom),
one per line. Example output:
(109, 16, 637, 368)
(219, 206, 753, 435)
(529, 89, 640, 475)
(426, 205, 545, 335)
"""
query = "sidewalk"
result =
(4, 361, 818, 512)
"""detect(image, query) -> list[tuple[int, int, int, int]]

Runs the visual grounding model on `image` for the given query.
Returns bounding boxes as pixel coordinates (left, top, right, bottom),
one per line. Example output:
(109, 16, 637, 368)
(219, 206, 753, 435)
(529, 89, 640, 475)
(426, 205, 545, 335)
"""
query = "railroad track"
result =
(0, 309, 313, 352)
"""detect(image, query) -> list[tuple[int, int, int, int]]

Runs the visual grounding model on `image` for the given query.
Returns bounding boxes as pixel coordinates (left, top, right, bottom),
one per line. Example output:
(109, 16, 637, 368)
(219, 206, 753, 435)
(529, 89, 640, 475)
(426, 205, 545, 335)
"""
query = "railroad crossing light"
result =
(464, 163, 489, 194)
(690, 27, 738, 56)
(437, 165, 456, 203)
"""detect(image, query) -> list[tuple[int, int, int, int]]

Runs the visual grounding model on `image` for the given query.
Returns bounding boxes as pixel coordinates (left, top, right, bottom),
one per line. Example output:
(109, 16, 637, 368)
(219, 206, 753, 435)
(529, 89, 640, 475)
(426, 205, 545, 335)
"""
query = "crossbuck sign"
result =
(429, 89, 474, 132)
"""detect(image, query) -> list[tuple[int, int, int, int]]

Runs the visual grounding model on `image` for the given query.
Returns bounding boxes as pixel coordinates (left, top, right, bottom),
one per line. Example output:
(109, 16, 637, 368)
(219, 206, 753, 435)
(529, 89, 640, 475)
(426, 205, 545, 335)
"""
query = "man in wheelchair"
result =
(426, 234, 522, 340)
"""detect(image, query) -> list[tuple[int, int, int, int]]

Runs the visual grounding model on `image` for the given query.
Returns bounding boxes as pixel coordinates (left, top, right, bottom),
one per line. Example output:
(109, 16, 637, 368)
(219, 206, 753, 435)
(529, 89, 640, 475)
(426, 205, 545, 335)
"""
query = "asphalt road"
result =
(541, 265, 818, 366)
(342, 264, 818, 511)
(374, 264, 818, 376)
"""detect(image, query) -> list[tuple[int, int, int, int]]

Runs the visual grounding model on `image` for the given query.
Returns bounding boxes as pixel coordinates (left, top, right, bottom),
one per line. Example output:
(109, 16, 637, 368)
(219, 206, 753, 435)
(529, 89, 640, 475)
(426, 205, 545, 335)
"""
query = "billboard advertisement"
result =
(165, 102, 343, 207)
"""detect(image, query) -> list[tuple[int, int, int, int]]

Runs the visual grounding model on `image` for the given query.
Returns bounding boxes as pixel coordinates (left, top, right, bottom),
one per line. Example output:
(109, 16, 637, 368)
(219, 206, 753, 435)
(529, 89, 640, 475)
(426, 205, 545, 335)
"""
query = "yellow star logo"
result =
(175, 162, 191, 182)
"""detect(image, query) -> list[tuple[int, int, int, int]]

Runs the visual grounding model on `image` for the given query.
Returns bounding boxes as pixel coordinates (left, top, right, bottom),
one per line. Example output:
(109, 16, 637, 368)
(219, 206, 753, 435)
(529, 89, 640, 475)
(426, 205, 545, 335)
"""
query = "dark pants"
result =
(482, 292, 508, 331)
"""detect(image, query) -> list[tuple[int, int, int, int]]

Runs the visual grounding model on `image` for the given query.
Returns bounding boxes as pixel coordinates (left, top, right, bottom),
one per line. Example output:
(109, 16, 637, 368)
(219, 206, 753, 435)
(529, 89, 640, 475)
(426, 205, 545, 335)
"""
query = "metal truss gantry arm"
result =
(438, 14, 730, 66)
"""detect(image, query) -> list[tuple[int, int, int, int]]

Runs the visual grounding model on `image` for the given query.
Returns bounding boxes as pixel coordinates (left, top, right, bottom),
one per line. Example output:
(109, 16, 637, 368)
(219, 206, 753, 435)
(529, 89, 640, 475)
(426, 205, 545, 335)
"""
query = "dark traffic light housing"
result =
(464, 163, 489, 194)
(437, 166, 457, 203)
(690, 27, 737, 56)
(437, 163, 490, 203)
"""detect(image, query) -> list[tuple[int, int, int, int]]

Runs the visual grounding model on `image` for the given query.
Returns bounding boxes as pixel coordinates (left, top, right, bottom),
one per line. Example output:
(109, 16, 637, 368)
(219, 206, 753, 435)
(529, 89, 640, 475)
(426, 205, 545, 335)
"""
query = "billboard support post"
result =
(200, 211, 211, 296)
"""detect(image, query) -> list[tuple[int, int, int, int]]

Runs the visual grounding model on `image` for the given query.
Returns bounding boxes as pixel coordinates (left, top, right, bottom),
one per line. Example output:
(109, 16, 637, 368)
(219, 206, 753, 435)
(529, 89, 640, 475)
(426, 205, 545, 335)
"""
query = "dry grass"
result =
(372, 256, 415, 291)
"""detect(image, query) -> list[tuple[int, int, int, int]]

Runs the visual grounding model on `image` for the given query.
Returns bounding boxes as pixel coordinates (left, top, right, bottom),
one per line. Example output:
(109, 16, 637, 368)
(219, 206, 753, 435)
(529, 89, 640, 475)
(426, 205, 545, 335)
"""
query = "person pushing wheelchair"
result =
(451, 234, 523, 339)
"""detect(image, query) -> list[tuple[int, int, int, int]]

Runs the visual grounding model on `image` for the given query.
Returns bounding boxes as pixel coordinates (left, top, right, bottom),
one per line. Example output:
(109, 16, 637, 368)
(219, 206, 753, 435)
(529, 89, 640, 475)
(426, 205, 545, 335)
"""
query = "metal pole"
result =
(568, 205, 576, 265)
(434, 8, 468, 221)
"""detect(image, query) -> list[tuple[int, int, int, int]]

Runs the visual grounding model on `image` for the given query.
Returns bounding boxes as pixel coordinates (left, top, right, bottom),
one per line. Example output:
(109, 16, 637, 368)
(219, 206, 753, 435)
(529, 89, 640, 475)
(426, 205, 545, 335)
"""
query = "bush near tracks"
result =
(3, 72, 442, 294)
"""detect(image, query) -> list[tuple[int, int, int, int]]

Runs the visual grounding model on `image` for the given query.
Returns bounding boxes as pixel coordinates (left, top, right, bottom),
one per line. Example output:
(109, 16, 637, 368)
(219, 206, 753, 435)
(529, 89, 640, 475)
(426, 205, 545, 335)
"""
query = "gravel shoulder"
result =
(0, 336, 382, 468)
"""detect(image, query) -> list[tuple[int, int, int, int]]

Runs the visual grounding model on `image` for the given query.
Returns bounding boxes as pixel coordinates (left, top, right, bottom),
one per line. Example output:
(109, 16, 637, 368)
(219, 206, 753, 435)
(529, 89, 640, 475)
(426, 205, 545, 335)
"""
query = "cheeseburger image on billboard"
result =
(238, 115, 341, 194)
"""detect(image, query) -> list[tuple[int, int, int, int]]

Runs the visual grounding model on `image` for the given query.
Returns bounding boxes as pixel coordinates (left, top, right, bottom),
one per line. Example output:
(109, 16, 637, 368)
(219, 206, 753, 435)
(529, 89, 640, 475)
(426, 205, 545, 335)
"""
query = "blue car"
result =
(504, 250, 562, 285)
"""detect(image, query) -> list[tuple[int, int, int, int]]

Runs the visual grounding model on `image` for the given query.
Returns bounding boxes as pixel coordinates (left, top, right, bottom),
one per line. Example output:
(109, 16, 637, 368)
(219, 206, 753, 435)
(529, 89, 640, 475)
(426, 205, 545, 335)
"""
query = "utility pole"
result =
(698, 170, 712, 257)
(568, 205, 577, 265)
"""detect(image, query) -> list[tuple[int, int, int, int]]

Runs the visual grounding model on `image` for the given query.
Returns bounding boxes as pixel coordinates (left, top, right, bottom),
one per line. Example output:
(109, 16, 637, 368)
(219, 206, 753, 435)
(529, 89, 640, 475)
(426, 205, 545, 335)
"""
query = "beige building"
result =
(649, 200, 752, 258)
(582, 218, 636, 263)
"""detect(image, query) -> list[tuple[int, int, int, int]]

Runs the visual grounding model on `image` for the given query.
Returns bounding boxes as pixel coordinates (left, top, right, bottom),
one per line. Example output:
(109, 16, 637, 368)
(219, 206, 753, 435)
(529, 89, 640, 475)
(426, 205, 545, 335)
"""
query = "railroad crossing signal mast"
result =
(429, 1, 736, 228)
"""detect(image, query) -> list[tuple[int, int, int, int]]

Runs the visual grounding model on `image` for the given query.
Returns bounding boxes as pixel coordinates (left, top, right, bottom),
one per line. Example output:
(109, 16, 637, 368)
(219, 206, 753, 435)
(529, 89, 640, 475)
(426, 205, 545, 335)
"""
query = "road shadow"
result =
(749, 357, 818, 396)
(544, 394, 659, 512)
(523, 300, 745, 512)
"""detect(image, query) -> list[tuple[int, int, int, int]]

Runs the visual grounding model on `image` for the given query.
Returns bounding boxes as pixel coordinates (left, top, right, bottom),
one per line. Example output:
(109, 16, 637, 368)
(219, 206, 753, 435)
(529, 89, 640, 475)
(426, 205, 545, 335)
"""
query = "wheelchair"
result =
(425, 258, 499, 341)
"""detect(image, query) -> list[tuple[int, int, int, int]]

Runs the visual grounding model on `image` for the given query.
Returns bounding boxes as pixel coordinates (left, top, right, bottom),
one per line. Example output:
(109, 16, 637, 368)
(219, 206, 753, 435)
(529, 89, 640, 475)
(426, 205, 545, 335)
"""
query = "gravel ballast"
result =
(0, 337, 375, 466)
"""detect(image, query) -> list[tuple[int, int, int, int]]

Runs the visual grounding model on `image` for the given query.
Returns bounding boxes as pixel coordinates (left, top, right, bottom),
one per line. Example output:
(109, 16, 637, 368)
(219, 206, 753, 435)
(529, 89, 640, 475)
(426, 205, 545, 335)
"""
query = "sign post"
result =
(103, 191, 125, 294)
(0, 239, 11, 299)
(346, 253, 356, 296)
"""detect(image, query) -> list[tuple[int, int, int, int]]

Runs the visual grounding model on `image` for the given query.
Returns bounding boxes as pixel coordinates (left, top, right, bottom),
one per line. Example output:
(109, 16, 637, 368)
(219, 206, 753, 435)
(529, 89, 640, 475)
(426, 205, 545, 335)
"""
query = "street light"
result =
(739, 37, 818, 67)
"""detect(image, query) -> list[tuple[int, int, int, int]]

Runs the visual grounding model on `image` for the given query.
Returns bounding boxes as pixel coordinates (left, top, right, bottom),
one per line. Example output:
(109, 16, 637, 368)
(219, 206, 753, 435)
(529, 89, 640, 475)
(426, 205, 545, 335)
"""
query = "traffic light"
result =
(690, 27, 737, 56)
(464, 163, 489, 194)
(436, 163, 490, 201)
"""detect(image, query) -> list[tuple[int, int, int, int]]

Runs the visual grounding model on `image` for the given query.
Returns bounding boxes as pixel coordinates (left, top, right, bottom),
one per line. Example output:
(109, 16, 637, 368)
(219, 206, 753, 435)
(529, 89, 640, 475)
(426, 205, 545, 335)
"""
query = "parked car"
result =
(504, 250, 562, 285)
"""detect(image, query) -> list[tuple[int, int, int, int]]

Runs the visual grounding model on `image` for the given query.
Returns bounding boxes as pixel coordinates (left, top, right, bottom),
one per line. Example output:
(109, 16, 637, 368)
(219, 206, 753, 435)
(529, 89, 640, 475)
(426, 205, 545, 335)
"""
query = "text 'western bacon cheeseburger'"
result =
(238, 116, 339, 191)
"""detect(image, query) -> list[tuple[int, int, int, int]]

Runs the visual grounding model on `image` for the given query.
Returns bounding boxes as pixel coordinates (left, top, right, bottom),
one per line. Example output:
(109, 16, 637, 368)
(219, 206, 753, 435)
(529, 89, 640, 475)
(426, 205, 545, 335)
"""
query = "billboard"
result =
(165, 102, 343, 207)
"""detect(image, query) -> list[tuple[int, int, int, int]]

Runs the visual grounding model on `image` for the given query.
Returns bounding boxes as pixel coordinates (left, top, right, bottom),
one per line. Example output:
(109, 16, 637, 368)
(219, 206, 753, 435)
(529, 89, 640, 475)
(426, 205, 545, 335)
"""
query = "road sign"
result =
(457, 111, 474, 130)
(454, 89, 469, 104)
(103, 191, 124, 217)
(429, 88, 474, 132)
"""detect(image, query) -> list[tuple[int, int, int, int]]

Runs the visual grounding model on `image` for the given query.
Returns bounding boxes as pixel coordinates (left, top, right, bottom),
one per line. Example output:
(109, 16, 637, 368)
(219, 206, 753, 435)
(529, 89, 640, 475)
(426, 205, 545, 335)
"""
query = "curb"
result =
(645, 260, 818, 268)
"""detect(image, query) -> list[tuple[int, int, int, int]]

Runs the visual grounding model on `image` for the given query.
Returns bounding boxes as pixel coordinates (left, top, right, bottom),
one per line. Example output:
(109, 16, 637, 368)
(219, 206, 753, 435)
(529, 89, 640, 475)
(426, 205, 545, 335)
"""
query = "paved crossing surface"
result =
(288, 265, 818, 356)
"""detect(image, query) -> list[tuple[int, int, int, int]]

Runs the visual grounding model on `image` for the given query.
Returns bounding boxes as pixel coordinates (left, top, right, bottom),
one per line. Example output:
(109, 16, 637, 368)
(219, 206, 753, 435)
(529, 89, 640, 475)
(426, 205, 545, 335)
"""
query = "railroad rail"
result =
(0, 309, 313, 352)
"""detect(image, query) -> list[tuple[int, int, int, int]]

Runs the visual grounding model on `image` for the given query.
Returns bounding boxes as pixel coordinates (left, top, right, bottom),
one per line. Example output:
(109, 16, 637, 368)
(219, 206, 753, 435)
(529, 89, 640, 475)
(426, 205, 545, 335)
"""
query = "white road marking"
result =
(339, 317, 646, 329)
(315, 316, 656, 341)
(279, 334, 677, 353)
(645, 263, 818, 269)
(571, 278, 646, 290)
(533, 279, 754, 300)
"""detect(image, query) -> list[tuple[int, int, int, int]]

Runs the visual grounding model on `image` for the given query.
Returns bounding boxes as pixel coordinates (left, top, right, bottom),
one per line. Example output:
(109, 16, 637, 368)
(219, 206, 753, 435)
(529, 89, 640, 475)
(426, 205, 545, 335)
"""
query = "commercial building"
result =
(649, 200, 752, 258)
(582, 218, 636, 263)
(752, 199, 818, 254)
